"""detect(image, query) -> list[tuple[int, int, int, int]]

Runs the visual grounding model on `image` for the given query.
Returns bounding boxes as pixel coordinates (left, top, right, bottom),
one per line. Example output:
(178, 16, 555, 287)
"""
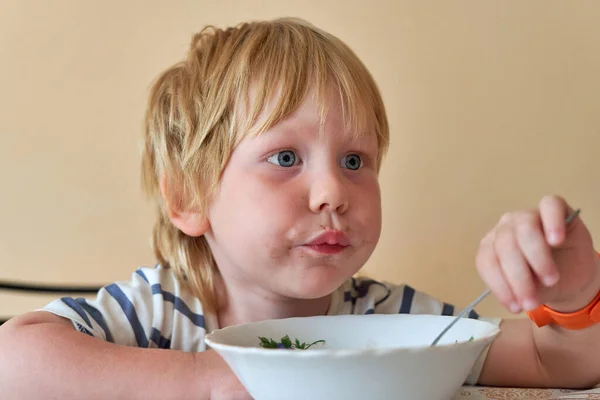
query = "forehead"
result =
(238, 83, 379, 147)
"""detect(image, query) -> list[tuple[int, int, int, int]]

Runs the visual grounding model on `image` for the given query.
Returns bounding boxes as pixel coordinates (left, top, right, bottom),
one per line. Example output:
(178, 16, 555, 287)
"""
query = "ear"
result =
(159, 175, 210, 237)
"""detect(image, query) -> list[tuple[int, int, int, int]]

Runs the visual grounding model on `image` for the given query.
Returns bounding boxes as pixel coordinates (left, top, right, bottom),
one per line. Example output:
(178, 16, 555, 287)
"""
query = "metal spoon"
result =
(430, 208, 581, 346)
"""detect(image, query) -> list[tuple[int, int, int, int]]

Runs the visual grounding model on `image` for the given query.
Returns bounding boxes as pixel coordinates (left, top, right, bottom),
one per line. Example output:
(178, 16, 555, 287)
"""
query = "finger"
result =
(494, 224, 539, 310)
(539, 195, 572, 246)
(476, 236, 521, 313)
(515, 212, 559, 287)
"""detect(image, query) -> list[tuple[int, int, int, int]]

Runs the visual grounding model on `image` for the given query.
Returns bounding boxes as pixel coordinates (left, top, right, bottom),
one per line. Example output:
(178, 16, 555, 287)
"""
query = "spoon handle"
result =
(430, 208, 581, 347)
(430, 289, 490, 346)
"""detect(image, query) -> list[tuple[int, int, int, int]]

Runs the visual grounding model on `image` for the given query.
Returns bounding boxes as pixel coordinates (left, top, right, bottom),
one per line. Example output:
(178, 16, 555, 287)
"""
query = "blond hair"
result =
(141, 17, 389, 313)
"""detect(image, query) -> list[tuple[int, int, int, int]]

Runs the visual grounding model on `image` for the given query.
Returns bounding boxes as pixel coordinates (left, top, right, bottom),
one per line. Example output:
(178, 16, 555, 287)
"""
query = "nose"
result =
(308, 167, 349, 214)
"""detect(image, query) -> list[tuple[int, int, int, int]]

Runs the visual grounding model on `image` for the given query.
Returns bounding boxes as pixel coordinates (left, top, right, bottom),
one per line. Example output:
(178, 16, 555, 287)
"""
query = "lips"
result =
(306, 230, 350, 246)
(302, 230, 350, 255)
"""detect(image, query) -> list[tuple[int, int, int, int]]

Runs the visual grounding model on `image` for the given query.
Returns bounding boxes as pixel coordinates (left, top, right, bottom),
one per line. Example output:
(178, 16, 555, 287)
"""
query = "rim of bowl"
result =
(205, 319, 501, 357)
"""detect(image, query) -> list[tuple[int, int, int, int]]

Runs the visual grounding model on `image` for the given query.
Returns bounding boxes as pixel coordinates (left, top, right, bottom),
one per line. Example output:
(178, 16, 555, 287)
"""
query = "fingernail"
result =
(509, 302, 521, 313)
(543, 275, 558, 286)
(522, 299, 538, 311)
(548, 231, 561, 245)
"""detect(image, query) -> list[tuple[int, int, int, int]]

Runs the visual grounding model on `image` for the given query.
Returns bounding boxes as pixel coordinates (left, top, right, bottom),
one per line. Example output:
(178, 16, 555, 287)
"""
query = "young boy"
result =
(0, 17, 599, 399)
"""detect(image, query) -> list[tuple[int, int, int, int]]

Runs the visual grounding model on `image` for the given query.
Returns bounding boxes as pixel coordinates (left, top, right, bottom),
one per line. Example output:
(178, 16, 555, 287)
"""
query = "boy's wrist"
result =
(191, 351, 213, 400)
(198, 349, 248, 400)
(544, 254, 600, 314)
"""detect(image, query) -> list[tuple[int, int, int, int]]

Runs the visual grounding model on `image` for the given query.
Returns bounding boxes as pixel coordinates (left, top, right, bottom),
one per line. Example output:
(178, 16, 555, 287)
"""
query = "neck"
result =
(214, 273, 332, 328)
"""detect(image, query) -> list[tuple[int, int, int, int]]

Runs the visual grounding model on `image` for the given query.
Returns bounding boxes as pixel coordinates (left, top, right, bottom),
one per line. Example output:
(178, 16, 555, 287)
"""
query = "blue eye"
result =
(341, 154, 362, 170)
(267, 150, 297, 167)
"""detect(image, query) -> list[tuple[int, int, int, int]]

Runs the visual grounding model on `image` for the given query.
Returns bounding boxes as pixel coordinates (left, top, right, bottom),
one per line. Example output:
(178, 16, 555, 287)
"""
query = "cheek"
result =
(237, 189, 302, 263)
(248, 175, 305, 217)
(214, 173, 302, 240)
(352, 179, 382, 237)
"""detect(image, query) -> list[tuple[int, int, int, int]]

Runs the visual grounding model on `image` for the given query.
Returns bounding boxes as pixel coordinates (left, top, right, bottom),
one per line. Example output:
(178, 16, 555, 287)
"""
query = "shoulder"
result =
(103, 264, 209, 331)
(98, 264, 195, 317)
(39, 264, 210, 350)
(130, 263, 179, 287)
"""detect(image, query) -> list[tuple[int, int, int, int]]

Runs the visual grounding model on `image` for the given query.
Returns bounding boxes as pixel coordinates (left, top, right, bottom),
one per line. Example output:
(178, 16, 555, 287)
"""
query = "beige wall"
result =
(1, 0, 599, 320)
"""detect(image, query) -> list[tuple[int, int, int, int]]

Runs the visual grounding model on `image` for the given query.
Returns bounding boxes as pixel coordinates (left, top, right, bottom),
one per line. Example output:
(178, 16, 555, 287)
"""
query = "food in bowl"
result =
(258, 334, 475, 349)
(205, 314, 500, 400)
(258, 334, 326, 349)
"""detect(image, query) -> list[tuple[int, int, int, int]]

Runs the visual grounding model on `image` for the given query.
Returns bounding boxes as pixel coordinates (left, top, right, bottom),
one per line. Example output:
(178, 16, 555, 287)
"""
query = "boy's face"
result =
(204, 88, 382, 300)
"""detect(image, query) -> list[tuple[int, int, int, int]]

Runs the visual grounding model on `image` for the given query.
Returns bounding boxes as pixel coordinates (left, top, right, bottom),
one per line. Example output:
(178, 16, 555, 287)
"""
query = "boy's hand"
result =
(476, 195, 600, 314)
(202, 350, 253, 400)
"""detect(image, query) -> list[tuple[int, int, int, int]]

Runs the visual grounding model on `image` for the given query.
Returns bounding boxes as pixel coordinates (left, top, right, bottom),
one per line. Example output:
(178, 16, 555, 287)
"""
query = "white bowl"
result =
(205, 314, 500, 400)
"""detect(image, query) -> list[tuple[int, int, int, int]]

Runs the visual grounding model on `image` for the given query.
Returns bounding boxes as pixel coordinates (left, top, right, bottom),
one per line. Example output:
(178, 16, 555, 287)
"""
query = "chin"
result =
(282, 265, 355, 300)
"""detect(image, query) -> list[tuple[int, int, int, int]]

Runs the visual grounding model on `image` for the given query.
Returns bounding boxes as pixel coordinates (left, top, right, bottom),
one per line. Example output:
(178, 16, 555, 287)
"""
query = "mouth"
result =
(302, 243, 348, 255)
(301, 230, 350, 255)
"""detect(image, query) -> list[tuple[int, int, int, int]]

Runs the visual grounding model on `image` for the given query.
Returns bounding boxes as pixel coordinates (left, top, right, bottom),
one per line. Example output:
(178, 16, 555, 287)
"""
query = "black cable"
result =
(0, 281, 103, 326)
(0, 281, 102, 294)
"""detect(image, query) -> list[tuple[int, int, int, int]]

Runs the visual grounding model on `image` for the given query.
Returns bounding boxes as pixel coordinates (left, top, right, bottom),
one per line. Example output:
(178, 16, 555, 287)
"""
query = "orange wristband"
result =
(526, 251, 600, 330)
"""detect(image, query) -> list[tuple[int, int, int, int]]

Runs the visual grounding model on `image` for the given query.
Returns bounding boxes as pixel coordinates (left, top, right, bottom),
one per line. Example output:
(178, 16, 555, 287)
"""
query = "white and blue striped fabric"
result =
(39, 264, 500, 385)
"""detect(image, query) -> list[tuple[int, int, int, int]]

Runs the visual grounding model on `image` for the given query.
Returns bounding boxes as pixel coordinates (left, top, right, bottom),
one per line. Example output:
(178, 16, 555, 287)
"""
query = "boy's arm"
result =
(0, 311, 246, 399)
(478, 273, 600, 389)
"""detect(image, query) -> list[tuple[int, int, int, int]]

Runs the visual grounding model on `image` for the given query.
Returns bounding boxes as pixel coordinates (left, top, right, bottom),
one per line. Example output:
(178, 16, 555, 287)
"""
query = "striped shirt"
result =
(39, 264, 500, 385)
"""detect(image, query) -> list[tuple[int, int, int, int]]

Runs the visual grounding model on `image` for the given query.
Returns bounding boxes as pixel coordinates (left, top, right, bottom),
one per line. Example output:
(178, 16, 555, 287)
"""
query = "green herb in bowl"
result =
(455, 336, 475, 343)
(259, 334, 326, 350)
